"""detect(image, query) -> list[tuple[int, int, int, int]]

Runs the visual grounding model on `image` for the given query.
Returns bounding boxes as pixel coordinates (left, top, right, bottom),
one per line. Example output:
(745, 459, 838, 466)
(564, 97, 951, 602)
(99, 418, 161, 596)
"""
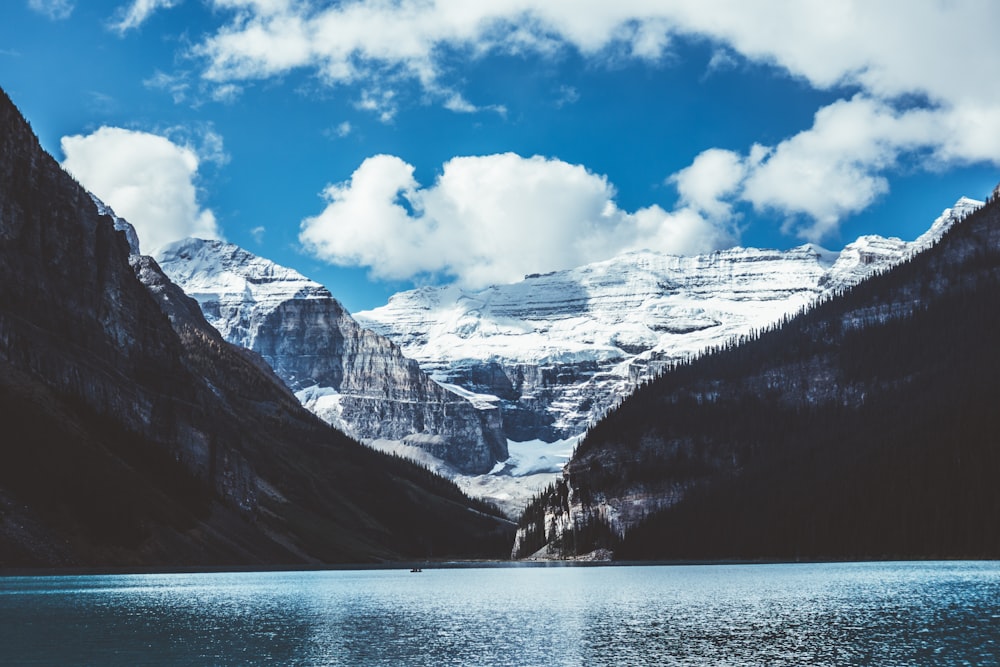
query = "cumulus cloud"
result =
(671, 148, 746, 220)
(740, 97, 913, 239)
(28, 0, 74, 20)
(61, 127, 222, 255)
(666, 94, 1000, 242)
(300, 153, 735, 288)
(109, 0, 178, 34)
(123, 2, 1000, 246)
(183, 0, 1000, 240)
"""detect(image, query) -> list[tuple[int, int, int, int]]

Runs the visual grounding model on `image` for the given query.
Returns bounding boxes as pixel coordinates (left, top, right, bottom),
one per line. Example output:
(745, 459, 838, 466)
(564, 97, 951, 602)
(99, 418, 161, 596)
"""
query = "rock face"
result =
(156, 239, 507, 474)
(356, 201, 979, 444)
(0, 87, 512, 567)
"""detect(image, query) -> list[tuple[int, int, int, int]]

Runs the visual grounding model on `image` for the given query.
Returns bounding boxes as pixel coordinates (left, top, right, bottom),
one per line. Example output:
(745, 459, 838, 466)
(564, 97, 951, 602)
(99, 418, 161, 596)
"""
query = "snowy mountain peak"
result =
(157, 238, 331, 346)
(359, 242, 851, 370)
(791, 243, 839, 266)
(157, 237, 509, 474)
(357, 197, 981, 444)
(912, 196, 983, 253)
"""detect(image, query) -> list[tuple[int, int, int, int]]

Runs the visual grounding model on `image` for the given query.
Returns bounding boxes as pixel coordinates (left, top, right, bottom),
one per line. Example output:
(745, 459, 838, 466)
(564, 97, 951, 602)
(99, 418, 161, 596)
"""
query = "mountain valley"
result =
(154, 189, 980, 517)
(3, 79, 996, 566)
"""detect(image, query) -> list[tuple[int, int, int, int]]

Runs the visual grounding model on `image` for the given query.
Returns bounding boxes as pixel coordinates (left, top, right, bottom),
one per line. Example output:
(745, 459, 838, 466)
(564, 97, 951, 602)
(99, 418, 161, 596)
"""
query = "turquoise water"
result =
(1, 561, 999, 665)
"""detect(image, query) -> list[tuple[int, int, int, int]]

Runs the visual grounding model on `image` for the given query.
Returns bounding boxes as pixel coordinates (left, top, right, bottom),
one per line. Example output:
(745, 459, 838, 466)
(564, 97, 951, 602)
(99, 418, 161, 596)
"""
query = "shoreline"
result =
(3, 556, 997, 578)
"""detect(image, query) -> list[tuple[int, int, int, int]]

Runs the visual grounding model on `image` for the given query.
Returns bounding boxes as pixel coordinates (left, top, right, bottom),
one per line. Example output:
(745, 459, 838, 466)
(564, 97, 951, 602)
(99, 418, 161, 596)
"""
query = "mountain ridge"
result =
(157, 237, 508, 474)
(0, 86, 512, 567)
(356, 199, 977, 444)
(154, 197, 977, 517)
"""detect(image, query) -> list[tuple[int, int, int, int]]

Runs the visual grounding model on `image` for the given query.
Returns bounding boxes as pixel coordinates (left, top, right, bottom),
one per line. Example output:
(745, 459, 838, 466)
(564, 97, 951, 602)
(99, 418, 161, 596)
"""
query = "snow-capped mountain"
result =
(157, 238, 507, 474)
(356, 198, 981, 445)
(513, 191, 1000, 561)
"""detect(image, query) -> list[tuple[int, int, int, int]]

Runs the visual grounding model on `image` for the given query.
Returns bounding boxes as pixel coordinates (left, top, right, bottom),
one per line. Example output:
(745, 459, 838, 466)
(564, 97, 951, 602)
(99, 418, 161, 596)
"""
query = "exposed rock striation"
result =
(157, 239, 507, 474)
(357, 200, 980, 444)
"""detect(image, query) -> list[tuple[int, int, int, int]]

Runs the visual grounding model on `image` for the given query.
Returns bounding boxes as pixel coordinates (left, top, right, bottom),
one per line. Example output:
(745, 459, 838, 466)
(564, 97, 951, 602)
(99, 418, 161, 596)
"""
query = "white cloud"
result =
(144, 70, 191, 104)
(671, 148, 746, 220)
(666, 95, 1000, 242)
(555, 85, 580, 108)
(299, 153, 735, 288)
(355, 88, 398, 123)
(28, 0, 74, 20)
(333, 121, 352, 138)
(194, 2, 678, 89)
(739, 97, 906, 239)
(61, 127, 222, 255)
(187, 1, 1000, 239)
(109, 0, 179, 34)
(168, 125, 229, 166)
(210, 83, 243, 103)
(443, 93, 479, 114)
(322, 122, 353, 139)
(191, 1, 1000, 107)
(250, 225, 266, 243)
(705, 48, 737, 74)
(441, 91, 507, 116)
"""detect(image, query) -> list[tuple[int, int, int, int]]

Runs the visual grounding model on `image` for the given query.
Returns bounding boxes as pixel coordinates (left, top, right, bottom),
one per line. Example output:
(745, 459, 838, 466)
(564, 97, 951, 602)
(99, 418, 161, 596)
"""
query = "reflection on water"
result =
(1, 561, 999, 666)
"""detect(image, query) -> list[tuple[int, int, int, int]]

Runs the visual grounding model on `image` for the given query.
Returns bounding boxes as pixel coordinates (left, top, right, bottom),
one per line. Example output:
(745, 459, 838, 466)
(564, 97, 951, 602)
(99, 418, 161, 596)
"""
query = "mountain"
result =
(355, 205, 976, 444)
(513, 190, 1000, 561)
(0, 86, 513, 567)
(156, 238, 507, 474)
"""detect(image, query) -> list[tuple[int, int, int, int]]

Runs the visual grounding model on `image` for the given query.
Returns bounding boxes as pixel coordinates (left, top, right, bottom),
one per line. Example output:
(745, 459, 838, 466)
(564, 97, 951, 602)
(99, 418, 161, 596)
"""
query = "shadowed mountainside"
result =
(515, 189, 1000, 561)
(0, 87, 512, 568)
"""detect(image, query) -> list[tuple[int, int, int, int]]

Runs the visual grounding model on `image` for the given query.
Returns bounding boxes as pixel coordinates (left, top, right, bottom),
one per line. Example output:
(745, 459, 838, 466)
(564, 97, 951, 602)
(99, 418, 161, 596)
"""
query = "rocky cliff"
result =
(157, 239, 507, 474)
(0, 87, 512, 567)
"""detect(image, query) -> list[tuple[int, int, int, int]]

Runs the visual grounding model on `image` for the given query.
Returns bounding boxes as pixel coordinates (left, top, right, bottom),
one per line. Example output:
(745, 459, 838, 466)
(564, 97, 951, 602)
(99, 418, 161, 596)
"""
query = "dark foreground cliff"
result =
(0, 87, 513, 568)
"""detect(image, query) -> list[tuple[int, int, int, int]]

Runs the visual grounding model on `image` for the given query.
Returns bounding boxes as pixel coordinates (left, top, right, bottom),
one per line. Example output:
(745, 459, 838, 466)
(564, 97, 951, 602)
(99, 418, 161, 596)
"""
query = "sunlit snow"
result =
(368, 436, 579, 517)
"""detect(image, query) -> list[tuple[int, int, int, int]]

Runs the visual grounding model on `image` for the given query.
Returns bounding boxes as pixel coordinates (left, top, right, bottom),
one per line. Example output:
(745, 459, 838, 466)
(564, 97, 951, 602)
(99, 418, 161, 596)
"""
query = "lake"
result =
(1, 561, 998, 665)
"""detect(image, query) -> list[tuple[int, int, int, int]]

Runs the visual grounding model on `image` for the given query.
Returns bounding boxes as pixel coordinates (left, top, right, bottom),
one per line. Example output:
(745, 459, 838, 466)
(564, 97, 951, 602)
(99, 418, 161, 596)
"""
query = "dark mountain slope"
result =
(516, 190, 1000, 561)
(0, 87, 512, 568)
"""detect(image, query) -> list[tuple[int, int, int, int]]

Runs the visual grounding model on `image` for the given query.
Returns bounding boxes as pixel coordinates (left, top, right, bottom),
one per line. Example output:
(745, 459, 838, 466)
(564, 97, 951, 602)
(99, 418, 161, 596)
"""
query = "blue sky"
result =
(2, 1, 999, 312)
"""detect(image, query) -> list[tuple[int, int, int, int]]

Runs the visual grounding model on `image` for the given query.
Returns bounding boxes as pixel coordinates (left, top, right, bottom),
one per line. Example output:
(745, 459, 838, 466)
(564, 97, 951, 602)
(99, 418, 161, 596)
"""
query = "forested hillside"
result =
(516, 190, 1000, 561)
